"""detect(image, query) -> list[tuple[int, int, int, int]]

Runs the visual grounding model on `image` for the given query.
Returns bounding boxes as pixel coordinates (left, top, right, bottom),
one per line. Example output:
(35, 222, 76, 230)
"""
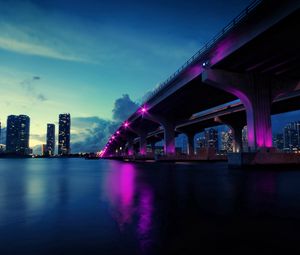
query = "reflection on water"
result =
(1, 159, 300, 254)
(137, 185, 153, 252)
(104, 163, 137, 229)
(103, 162, 154, 252)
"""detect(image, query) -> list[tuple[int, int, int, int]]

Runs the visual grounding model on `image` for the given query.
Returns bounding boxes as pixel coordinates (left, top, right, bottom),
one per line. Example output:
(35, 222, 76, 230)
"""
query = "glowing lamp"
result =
(202, 60, 210, 68)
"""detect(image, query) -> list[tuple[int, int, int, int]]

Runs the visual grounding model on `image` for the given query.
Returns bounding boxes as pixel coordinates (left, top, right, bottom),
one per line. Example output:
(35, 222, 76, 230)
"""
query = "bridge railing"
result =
(142, 0, 262, 105)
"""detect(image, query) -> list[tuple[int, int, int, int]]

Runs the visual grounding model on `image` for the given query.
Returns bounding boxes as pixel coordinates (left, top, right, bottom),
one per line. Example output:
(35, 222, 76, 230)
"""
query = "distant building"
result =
(58, 114, 71, 155)
(6, 115, 30, 155)
(273, 133, 284, 151)
(46, 124, 55, 156)
(205, 128, 218, 150)
(283, 121, 300, 151)
(0, 144, 5, 153)
(242, 126, 248, 151)
(0, 122, 4, 153)
(42, 144, 47, 156)
(221, 130, 233, 152)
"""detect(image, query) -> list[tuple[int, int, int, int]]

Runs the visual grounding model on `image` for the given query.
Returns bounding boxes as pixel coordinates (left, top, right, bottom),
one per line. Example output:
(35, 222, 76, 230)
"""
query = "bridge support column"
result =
(126, 136, 134, 156)
(185, 132, 195, 155)
(151, 141, 156, 154)
(163, 123, 175, 155)
(139, 131, 147, 155)
(202, 69, 299, 151)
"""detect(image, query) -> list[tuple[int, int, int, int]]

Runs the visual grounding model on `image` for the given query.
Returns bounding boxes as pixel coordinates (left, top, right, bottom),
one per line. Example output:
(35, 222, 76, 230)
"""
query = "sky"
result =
(0, 0, 299, 152)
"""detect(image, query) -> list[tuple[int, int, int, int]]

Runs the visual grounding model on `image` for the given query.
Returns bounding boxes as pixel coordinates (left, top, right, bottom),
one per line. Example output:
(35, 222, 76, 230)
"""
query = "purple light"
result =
(112, 135, 115, 140)
(116, 130, 120, 135)
(124, 121, 129, 128)
(140, 106, 147, 114)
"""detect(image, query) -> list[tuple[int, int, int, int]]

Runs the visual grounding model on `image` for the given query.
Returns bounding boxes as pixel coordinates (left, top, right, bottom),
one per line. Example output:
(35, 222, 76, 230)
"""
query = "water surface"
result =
(1, 158, 300, 254)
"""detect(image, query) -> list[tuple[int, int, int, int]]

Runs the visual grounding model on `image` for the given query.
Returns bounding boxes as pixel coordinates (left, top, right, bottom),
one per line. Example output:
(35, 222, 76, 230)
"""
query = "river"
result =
(0, 158, 300, 254)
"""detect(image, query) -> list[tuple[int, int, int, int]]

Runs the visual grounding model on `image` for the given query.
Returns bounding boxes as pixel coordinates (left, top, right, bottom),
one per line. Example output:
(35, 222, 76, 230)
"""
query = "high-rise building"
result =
(205, 128, 218, 150)
(6, 115, 30, 155)
(42, 144, 47, 156)
(6, 115, 19, 153)
(242, 126, 248, 151)
(18, 115, 30, 154)
(46, 124, 55, 156)
(58, 113, 71, 155)
(221, 130, 233, 152)
(273, 133, 284, 151)
(283, 121, 300, 151)
(196, 136, 206, 149)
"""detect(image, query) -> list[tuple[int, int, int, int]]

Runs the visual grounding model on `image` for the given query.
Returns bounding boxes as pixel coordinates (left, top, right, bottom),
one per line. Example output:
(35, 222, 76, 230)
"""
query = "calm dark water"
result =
(1, 159, 300, 254)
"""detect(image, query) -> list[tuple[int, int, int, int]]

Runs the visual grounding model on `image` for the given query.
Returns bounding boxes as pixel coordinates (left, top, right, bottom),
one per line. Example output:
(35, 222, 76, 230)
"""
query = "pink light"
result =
(140, 106, 147, 114)
(112, 135, 115, 140)
(116, 131, 120, 135)
(124, 121, 129, 128)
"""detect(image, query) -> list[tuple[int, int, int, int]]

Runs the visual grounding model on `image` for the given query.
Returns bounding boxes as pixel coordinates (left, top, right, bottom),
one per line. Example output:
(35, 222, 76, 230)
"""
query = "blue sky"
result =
(0, 0, 298, 151)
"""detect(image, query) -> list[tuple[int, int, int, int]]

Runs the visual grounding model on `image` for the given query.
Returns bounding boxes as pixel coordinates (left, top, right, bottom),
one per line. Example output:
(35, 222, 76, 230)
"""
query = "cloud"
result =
(20, 76, 48, 102)
(112, 94, 139, 122)
(0, 36, 88, 63)
(37, 93, 47, 102)
(0, 0, 199, 69)
(70, 94, 138, 153)
(31, 134, 46, 143)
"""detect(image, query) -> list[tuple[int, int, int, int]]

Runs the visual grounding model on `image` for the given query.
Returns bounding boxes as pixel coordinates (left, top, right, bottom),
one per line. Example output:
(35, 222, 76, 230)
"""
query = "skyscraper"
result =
(46, 124, 55, 156)
(283, 121, 300, 151)
(273, 133, 284, 151)
(221, 130, 233, 152)
(205, 128, 218, 150)
(242, 126, 248, 151)
(6, 115, 30, 155)
(6, 115, 19, 153)
(58, 113, 71, 155)
(18, 115, 30, 154)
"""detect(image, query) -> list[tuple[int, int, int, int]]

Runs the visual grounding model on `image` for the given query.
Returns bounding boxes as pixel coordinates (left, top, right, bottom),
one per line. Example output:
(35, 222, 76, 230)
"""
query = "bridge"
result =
(102, 0, 300, 166)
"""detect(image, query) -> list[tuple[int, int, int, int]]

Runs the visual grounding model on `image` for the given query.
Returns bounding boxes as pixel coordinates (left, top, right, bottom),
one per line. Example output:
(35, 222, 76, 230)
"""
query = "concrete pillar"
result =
(151, 141, 156, 154)
(202, 69, 297, 151)
(186, 132, 195, 155)
(127, 137, 134, 156)
(163, 122, 175, 155)
(139, 132, 147, 155)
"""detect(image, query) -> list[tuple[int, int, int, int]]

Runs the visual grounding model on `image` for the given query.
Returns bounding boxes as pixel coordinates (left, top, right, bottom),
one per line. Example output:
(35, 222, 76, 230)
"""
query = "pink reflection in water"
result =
(104, 163, 136, 229)
(104, 162, 155, 252)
